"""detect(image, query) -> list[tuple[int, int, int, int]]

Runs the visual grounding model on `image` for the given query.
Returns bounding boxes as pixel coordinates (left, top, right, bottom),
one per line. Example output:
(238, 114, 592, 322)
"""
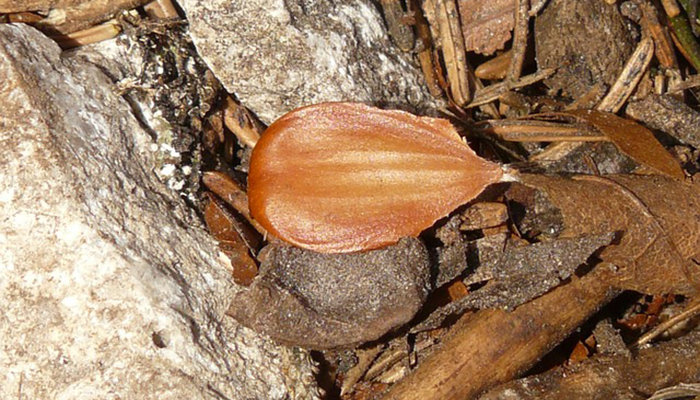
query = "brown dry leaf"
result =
(565, 109, 685, 180)
(204, 194, 259, 286)
(202, 171, 266, 234)
(458, 0, 514, 55)
(491, 110, 685, 180)
(248, 102, 503, 253)
(568, 340, 592, 364)
(512, 174, 700, 295)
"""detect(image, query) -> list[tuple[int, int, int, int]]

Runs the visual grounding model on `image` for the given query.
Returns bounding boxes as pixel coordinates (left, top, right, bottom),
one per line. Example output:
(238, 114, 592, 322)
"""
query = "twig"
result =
(596, 37, 654, 113)
(662, 0, 683, 17)
(636, 0, 678, 69)
(7, 12, 43, 23)
(529, 0, 550, 16)
(380, 264, 620, 400)
(506, 0, 530, 83)
(435, 0, 471, 105)
(341, 345, 384, 395)
(202, 171, 267, 235)
(466, 58, 502, 118)
(484, 120, 607, 142)
(412, 0, 443, 97)
(633, 298, 700, 348)
(143, 0, 181, 20)
(222, 95, 262, 148)
(381, 0, 415, 52)
(468, 69, 554, 107)
(678, 0, 700, 35)
(51, 20, 122, 49)
(35, 0, 150, 35)
(665, 0, 700, 70)
(648, 383, 700, 400)
(481, 331, 700, 399)
(669, 73, 700, 91)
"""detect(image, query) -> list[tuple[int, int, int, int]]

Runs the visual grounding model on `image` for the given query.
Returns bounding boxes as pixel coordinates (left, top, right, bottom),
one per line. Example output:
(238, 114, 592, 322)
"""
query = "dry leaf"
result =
(204, 194, 259, 286)
(486, 110, 685, 180)
(511, 173, 700, 295)
(565, 109, 685, 180)
(203, 171, 266, 234)
(248, 102, 503, 253)
(458, 0, 514, 55)
(427, 0, 471, 105)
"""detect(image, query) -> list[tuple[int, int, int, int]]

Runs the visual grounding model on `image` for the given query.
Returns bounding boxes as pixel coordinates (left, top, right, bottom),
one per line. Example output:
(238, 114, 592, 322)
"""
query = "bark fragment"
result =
(535, 0, 635, 99)
(480, 330, 700, 400)
(626, 94, 700, 149)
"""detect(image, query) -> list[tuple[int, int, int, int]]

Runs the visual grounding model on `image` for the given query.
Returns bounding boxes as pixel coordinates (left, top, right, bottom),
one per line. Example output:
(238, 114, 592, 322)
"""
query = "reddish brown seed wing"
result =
(248, 102, 503, 253)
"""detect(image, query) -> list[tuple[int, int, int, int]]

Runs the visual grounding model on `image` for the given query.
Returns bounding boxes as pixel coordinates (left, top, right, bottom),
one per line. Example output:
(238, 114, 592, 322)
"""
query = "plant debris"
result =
(7, 0, 700, 398)
(480, 330, 700, 400)
(413, 233, 614, 332)
(535, 0, 635, 99)
(227, 238, 431, 350)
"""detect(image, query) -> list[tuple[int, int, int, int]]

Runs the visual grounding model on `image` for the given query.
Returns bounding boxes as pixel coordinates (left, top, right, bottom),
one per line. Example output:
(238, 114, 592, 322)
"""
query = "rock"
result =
(0, 24, 319, 400)
(69, 21, 222, 204)
(229, 238, 431, 350)
(179, 0, 439, 124)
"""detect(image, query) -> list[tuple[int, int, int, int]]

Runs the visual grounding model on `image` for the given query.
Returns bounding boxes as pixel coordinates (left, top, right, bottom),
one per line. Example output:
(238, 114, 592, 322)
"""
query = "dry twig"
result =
(506, 0, 530, 82)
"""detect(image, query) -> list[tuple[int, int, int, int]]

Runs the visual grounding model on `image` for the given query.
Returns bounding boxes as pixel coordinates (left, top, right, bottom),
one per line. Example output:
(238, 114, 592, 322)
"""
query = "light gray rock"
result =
(0, 24, 319, 400)
(180, 0, 439, 124)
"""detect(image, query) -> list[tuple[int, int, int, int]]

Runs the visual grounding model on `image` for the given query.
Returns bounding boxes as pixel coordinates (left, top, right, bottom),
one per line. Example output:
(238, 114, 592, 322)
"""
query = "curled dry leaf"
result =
(204, 194, 259, 286)
(511, 173, 700, 295)
(248, 102, 503, 253)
